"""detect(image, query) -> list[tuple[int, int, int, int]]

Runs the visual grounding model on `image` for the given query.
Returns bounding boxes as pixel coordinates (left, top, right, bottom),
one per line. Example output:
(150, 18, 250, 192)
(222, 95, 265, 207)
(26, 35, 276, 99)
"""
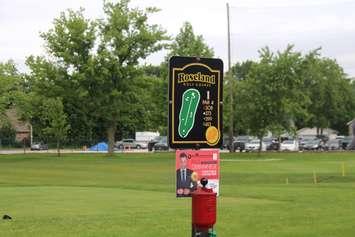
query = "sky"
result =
(1, 0, 355, 77)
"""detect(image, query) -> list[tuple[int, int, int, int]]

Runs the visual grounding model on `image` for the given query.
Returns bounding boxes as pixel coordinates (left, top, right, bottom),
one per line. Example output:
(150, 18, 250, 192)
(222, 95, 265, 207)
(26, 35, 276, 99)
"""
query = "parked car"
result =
(30, 142, 48, 151)
(148, 136, 164, 151)
(153, 137, 169, 151)
(299, 138, 319, 151)
(335, 135, 345, 140)
(233, 135, 253, 152)
(268, 142, 280, 151)
(262, 137, 273, 148)
(340, 136, 352, 150)
(222, 136, 237, 150)
(136, 140, 148, 149)
(299, 138, 310, 151)
(245, 139, 266, 152)
(324, 139, 341, 151)
(315, 134, 329, 142)
(262, 137, 279, 151)
(280, 139, 299, 151)
(115, 139, 146, 149)
(302, 139, 324, 151)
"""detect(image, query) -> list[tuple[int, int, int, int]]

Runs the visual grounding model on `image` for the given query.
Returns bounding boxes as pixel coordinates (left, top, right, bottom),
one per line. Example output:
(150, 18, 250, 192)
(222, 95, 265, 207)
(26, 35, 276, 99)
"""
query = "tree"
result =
(41, 98, 70, 156)
(0, 122, 16, 147)
(300, 50, 355, 135)
(90, 0, 168, 154)
(231, 61, 254, 81)
(135, 70, 167, 134)
(0, 61, 28, 148)
(236, 55, 277, 148)
(167, 22, 214, 59)
(27, 1, 168, 154)
(33, 8, 99, 144)
(236, 46, 308, 151)
(0, 60, 21, 123)
(224, 61, 254, 137)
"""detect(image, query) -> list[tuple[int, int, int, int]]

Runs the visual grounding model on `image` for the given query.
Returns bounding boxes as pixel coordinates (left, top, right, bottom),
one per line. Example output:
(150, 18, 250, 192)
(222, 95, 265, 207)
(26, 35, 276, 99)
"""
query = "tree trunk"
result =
(107, 123, 116, 155)
(23, 139, 26, 154)
(57, 139, 60, 157)
(258, 135, 262, 153)
(278, 136, 281, 151)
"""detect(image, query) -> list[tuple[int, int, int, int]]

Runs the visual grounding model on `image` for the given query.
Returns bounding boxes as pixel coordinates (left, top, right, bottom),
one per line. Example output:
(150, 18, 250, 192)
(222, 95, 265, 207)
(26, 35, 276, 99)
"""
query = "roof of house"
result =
(297, 127, 338, 135)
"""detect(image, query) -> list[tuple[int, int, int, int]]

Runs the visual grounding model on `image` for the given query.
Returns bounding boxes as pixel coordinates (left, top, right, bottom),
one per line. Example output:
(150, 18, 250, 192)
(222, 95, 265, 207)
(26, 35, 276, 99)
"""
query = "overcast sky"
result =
(1, 0, 354, 77)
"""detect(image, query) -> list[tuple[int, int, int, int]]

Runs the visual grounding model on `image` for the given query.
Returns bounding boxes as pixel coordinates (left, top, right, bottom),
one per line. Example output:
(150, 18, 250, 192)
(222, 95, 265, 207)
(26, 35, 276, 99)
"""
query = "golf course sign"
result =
(168, 56, 223, 149)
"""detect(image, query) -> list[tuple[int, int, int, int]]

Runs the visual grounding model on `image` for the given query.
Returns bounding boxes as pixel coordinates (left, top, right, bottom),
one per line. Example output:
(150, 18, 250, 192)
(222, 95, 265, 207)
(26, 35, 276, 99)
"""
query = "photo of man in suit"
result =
(176, 152, 197, 197)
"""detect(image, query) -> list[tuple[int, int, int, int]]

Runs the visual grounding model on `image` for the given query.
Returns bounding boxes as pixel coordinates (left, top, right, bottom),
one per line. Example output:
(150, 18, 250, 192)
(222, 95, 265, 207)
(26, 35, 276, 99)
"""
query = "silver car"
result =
(30, 142, 48, 151)
(115, 139, 147, 149)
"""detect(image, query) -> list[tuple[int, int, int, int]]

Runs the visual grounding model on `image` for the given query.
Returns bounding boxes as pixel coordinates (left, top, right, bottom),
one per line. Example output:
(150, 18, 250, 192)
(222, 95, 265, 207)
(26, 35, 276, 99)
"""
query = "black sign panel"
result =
(168, 56, 223, 149)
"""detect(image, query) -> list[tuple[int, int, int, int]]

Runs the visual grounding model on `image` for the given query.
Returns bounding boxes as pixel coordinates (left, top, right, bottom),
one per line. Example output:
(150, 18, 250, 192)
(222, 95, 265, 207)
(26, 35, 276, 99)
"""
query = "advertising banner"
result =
(176, 149, 220, 198)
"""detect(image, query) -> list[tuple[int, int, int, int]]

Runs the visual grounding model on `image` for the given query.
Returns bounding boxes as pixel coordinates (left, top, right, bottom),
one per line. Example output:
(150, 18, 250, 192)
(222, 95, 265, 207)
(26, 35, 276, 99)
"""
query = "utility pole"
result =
(227, 3, 234, 152)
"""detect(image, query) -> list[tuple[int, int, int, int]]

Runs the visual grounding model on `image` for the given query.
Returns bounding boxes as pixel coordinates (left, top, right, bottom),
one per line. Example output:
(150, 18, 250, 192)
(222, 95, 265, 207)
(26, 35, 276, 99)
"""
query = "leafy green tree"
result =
(0, 61, 30, 149)
(41, 98, 70, 156)
(0, 60, 21, 123)
(135, 71, 167, 134)
(24, 9, 98, 144)
(0, 122, 16, 147)
(233, 46, 354, 149)
(224, 61, 254, 137)
(32, 8, 98, 144)
(300, 50, 355, 135)
(90, 0, 168, 154)
(236, 46, 308, 150)
(167, 22, 214, 59)
(231, 61, 254, 81)
(27, 1, 168, 154)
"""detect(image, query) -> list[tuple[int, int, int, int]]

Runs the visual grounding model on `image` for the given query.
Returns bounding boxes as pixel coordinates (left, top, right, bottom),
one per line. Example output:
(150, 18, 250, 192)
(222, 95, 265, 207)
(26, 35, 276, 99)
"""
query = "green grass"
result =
(1, 152, 355, 236)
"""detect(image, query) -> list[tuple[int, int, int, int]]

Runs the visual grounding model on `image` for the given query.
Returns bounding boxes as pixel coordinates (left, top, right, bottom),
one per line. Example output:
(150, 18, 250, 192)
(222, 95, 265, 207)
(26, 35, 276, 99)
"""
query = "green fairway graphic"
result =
(178, 88, 200, 138)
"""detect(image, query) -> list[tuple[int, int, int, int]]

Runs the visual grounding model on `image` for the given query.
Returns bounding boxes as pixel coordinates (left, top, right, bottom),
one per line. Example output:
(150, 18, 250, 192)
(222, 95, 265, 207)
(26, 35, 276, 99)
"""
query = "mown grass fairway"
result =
(1, 152, 355, 237)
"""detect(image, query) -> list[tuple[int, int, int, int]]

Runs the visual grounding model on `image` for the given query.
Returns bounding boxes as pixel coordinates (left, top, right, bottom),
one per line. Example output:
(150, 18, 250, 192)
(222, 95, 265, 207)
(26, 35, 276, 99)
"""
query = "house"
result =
(347, 119, 355, 136)
(297, 127, 338, 139)
(3, 108, 31, 143)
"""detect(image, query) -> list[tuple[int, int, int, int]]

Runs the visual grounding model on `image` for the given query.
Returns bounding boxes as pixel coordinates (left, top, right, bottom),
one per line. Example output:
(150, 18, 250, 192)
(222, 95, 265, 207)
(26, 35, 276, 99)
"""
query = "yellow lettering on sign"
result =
(177, 72, 215, 84)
